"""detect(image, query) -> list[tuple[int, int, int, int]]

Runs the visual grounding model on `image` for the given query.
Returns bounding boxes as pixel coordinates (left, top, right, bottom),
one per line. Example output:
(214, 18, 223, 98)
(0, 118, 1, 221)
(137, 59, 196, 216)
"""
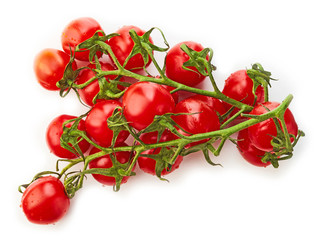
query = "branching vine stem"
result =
(20, 27, 303, 198)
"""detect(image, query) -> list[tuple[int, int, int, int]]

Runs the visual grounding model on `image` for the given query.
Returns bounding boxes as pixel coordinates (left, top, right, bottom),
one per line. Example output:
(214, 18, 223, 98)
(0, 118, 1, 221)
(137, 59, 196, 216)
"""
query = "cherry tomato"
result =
(108, 25, 153, 70)
(61, 17, 103, 61)
(165, 41, 207, 87)
(172, 98, 221, 147)
(34, 48, 77, 91)
(77, 61, 125, 106)
(222, 69, 264, 115)
(247, 102, 298, 152)
(138, 130, 183, 175)
(89, 143, 134, 185)
(85, 100, 129, 147)
(186, 94, 226, 117)
(21, 176, 70, 225)
(122, 82, 175, 131)
(46, 115, 90, 159)
(237, 129, 270, 167)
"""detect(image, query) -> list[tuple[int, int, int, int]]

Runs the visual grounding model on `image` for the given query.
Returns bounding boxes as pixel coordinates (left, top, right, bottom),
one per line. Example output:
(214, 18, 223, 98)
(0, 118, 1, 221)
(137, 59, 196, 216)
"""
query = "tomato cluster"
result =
(21, 17, 303, 225)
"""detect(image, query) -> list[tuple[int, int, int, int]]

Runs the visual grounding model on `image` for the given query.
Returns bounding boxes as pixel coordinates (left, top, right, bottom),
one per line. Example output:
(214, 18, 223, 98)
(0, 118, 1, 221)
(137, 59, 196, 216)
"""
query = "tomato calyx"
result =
(91, 61, 128, 102)
(58, 113, 91, 159)
(246, 63, 276, 102)
(180, 43, 215, 78)
(76, 31, 118, 62)
(56, 49, 86, 97)
(140, 146, 178, 181)
(125, 27, 169, 72)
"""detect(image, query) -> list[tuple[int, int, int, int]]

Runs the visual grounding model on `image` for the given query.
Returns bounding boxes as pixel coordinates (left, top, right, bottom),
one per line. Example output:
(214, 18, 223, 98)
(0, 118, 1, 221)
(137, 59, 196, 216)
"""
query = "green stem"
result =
(67, 94, 294, 166)
(57, 92, 294, 197)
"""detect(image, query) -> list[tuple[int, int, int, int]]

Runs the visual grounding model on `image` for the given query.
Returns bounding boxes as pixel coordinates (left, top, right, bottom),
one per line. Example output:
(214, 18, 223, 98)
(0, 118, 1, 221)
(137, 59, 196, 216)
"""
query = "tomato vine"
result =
(20, 19, 304, 225)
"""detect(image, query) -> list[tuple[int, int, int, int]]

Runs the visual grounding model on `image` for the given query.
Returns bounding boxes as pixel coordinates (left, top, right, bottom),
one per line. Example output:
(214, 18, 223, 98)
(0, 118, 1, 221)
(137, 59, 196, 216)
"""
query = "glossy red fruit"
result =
(247, 102, 298, 152)
(61, 17, 104, 61)
(108, 25, 153, 70)
(34, 48, 77, 91)
(46, 115, 90, 159)
(222, 70, 264, 115)
(186, 94, 226, 117)
(21, 176, 70, 225)
(237, 129, 270, 167)
(172, 98, 221, 147)
(165, 41, 207, 87)
(85, 100, 129, 147)
(122, 82, 175, 131)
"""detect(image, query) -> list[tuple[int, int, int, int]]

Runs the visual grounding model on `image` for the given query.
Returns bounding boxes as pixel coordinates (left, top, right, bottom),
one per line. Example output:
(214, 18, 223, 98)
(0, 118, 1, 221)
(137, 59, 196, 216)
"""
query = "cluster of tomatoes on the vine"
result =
(20, 17, 303, 225)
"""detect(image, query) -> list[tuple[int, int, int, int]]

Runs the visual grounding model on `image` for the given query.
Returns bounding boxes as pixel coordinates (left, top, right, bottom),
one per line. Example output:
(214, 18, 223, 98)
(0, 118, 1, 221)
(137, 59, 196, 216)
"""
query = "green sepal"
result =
(246, 63, 276, 103)
(76, 31, 119, 62)
(106, 107, 144, 147)
(124, 27, 170, 70)
(57, 51, 87, 96)
(180, 44, 215, 77)
(140, 146, 177, 181)
(92, 60, 126, 103)
(60, 114, 89, 159)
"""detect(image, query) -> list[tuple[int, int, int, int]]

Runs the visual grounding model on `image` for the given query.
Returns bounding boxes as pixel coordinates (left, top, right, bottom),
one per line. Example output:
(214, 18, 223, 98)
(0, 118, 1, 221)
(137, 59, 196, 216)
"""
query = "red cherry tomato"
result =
(77, 61, 125, 106)
(108, 25, 153, 70)
(237, 129, 270, 167)
(186, 94, 226, 117)
(89, 143, 134, 186)
(85, 100, 129, 147)
(46, 115, 90, 159)
(222, 70, 264, 115)
(248, 102, 298, 152)
(34, 48, 77, 91)
(165, 41, 207, 87)
(172, 98, 221, 147)
(61, 17, 103, 61)
(138, 130, 183, 175)
(122, 82, 175, 131)
(21, 176, 70, 225)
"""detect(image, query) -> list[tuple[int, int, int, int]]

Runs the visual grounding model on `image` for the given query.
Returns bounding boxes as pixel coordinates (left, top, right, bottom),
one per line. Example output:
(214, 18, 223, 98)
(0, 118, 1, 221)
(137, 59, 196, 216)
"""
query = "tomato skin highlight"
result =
(89, 143, 134, 185)
(138, 130, 183, 175)
(77, 62, 125, 106)
(46, 115, 90, 159)
(85, 100, 129, 147)
(237, 129, 270, 167)
(122, 82, 175, 131)
(165, 41, 207, 87)
(61, 17, 103, 61)
(222, 70, 264, 115)
(247, 102, 298, 152)
(172, 98, 221, 147)
(21, 176, 70, 225)
(34, 48, 76, 91)
(108, 25, 153, 70)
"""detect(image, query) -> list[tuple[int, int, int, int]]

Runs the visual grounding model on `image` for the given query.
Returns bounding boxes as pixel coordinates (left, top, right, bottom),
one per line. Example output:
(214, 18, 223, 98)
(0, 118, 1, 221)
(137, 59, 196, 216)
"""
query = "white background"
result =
(1, 0, 321, 239)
